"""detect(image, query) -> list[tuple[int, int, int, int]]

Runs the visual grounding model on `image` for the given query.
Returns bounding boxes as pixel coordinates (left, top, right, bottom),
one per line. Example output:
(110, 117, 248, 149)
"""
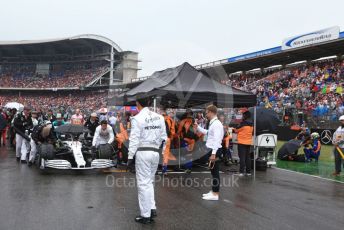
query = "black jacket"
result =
(31, 123, 56, 144)
(0, 113, 7, 131)
(13, 112, 33, 134)
(84, 117, 99, 136)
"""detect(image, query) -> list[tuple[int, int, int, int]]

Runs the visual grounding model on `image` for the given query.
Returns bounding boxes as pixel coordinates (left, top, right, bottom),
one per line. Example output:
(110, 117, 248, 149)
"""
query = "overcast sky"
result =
(1, 0, 344, 76)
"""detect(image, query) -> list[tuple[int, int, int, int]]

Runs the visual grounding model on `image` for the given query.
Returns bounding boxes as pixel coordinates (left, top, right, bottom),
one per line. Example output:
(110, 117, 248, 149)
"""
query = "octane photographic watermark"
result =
(105, 174, 240, 189)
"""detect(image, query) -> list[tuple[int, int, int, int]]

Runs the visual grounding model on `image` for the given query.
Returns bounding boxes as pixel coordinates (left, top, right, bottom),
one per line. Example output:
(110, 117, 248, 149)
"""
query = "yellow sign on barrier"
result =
(336, 147, 344, 160)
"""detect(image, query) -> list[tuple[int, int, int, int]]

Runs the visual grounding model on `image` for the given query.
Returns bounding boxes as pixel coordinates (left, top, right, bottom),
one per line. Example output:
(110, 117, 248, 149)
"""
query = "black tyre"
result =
(40, 143, 55, 160)
(98, 144, 113, 159)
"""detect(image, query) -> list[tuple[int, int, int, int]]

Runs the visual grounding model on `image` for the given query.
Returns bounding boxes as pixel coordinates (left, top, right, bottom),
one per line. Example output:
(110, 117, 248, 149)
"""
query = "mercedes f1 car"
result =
(36, 124, 116, 170)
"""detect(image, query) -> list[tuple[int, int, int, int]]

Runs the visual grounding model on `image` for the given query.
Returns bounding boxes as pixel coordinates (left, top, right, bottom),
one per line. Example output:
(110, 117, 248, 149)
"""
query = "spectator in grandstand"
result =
(108, 112, 117, 128)
(46, 109, 56, 123)
(99, 108, 108, 122)
(71, 109, 85, 125)
(52, 113, 66, 128)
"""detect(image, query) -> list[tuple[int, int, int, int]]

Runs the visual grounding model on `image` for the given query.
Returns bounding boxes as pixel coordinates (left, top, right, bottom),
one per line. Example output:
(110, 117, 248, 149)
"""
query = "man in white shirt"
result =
(127, 97, 167, 224)
(332, 115, 344, 176)
(194, 105, 224, 201)
(108, 112, 117, 128)
(92, 120, 114, 148)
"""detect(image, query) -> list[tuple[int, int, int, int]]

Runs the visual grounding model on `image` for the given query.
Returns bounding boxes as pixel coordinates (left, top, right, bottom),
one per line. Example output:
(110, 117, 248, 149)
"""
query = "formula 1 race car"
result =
(36, 124, 116, 170)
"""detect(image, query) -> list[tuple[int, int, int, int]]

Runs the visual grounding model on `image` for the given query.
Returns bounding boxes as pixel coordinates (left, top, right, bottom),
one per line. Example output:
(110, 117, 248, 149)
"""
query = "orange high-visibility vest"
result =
(235, 121, 253, 145)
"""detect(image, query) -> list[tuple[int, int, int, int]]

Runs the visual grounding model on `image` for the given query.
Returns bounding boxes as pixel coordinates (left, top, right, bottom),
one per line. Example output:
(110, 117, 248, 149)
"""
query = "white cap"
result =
(339, 115, 344, 121)
(311, 132, 320, 139)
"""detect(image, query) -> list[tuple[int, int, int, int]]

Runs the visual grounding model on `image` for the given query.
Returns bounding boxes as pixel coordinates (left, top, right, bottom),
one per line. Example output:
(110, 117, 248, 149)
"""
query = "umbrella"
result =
(4, 102, 24, 111)
(248, 107, 280, 135)
(99, 108, 108, 114)
(55, 124, 87, 134)
(277, 139, 302, 160)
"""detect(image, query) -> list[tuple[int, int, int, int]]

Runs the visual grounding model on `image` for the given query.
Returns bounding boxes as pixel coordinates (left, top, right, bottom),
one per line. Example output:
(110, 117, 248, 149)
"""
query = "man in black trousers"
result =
(194, 105, 224, 201)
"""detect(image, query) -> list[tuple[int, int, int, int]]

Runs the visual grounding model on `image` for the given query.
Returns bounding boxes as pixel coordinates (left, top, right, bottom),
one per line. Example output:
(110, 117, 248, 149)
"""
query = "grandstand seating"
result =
(0, 91, 108, 115)
(0, 61, 108, 88)
(224, 59, 344, 124)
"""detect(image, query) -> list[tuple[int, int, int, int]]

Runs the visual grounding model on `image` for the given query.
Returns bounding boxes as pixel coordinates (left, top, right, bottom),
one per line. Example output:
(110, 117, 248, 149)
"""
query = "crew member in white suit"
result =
(127, 97, 167, 224)
(92, 120, 114, 147)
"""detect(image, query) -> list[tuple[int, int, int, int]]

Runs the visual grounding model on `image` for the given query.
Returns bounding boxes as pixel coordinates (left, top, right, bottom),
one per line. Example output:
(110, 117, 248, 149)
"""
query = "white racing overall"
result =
(128, 107, 167, 218)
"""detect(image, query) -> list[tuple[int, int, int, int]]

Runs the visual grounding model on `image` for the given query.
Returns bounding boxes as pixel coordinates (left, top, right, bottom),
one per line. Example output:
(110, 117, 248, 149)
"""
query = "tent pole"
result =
(178, 138, 181, 169)
(253, 106, 257, 180)
(153, 97, 157, 112)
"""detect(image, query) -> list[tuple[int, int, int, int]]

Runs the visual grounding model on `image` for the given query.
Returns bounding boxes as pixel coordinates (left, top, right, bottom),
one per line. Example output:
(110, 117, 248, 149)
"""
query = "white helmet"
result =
(339, 115, 344, 121)
(311, 132, 320, 139)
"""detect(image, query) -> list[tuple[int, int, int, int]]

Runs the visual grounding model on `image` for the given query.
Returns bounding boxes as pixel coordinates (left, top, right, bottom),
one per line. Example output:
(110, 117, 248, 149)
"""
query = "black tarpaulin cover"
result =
(112, 62, 256, 108)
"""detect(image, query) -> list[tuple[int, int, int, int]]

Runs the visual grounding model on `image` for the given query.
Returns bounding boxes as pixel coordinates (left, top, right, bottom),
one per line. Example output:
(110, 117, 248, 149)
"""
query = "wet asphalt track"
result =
(0, 145, 344, 230)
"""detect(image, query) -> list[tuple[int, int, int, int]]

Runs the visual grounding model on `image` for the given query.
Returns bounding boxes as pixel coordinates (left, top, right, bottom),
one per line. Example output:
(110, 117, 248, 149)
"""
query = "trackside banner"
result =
(282, 26, 340, 50)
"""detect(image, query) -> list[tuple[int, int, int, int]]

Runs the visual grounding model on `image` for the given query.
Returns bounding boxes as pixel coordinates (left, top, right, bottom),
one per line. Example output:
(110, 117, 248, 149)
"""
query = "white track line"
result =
(158, 171, 228, 174)
(275, 167, 344, 184)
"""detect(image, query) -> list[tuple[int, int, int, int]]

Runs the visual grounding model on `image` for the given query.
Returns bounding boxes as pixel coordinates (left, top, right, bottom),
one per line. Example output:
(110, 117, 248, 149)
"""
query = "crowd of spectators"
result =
(0, 91, 108, 116)
(223, 59, 344, 123)
(2, 58, 344, 127)
(221, 69, 279, 88)
(0, 61, 108, 88)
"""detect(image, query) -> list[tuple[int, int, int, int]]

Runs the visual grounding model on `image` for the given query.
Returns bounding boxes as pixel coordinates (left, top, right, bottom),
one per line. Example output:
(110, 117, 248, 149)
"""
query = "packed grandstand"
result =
(0, 61, 108, 88)
(1, 30, 344, 129)
(224, 58, 344, 127)
(0, 34, 139, 116)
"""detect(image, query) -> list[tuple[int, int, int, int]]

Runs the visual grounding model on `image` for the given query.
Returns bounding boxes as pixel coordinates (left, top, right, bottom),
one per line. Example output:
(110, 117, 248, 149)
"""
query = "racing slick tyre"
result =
(39, 143, 55, 160)
(97, 143, 113, 159)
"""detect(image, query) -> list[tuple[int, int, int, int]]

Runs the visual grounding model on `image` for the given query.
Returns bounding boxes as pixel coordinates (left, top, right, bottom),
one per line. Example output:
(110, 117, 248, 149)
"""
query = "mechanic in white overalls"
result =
(27, 111, 39, 166)
(127, 97, 167, 224)
(92, 120, 114, 148)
